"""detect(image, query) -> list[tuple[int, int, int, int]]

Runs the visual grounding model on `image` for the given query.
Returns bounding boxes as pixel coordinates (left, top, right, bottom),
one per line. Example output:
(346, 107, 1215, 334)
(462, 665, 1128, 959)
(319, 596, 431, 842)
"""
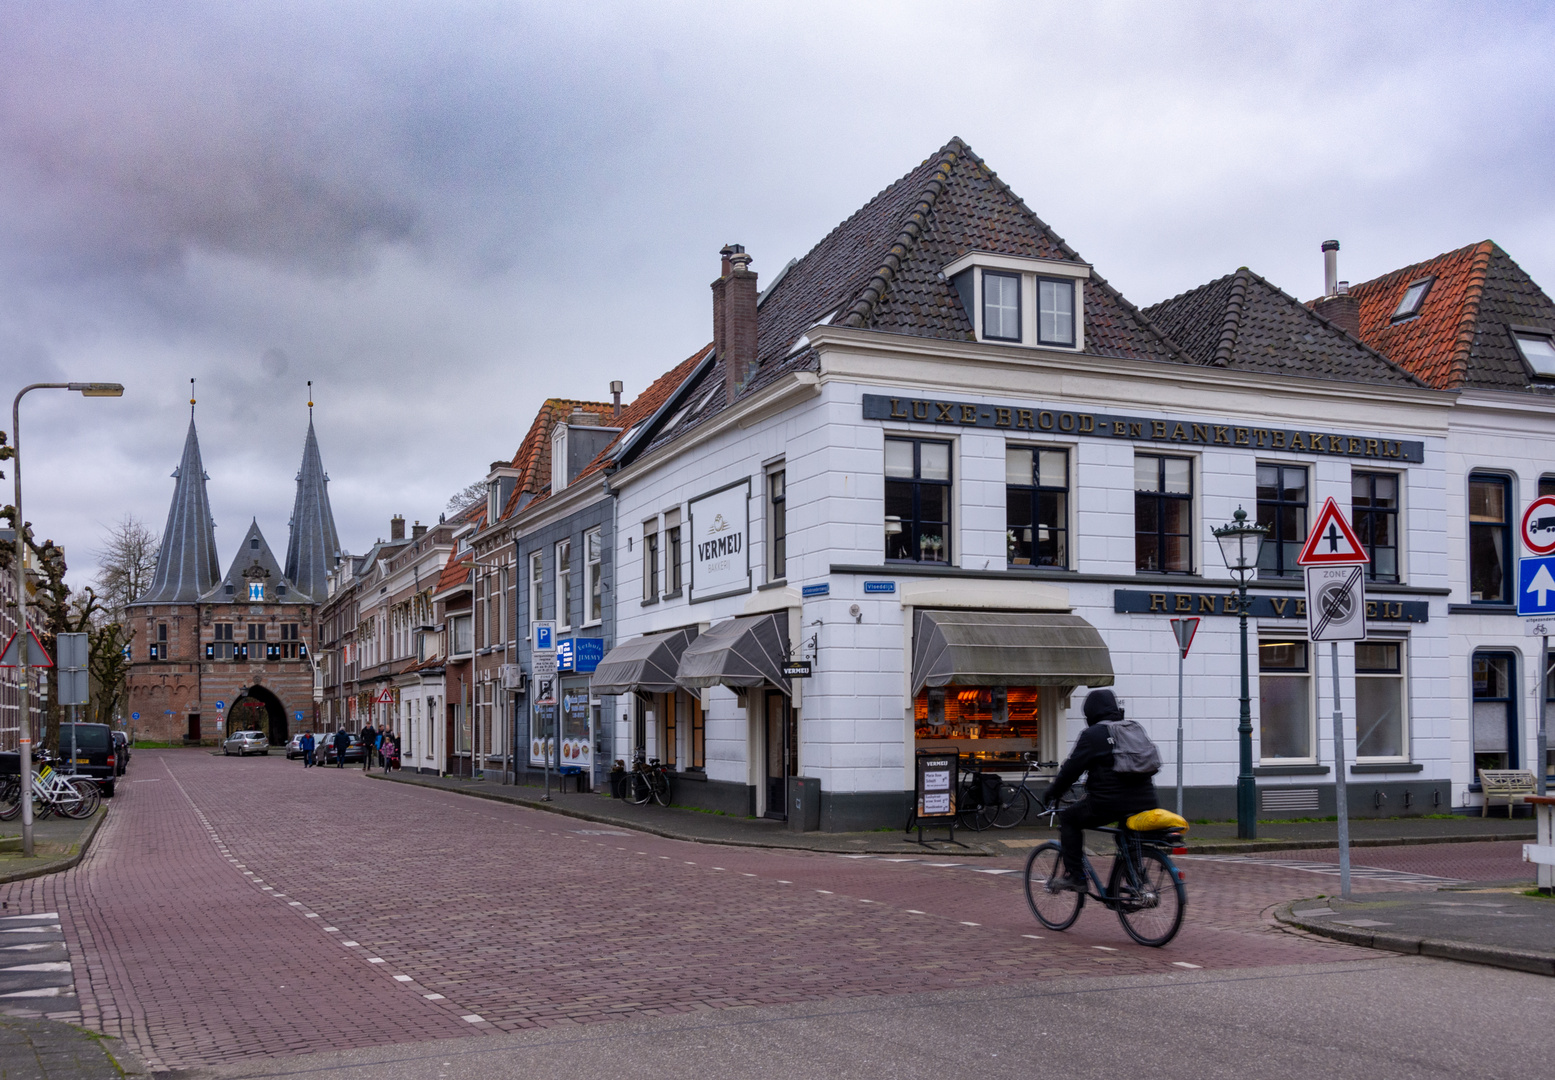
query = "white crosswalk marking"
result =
(1180, 854, 1465, 887)
(0, 912, 75, 1006)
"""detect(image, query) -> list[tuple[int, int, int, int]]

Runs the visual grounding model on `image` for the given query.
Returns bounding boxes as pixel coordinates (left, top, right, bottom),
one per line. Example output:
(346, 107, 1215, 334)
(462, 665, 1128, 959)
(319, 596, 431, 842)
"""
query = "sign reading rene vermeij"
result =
(689, 479, 750, 602)
(861, 394, 1424, 464)
(915, 753, 957, 818)
(1522, 496, 1555, 556)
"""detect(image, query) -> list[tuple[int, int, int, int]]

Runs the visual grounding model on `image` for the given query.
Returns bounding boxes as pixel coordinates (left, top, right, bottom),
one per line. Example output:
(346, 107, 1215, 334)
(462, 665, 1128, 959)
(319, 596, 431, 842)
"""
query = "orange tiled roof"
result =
(433, 552, 472, 594)
(569, 346, 712, 488)
(497, 398, 615, 520)
(1347, 241, 1494, 390)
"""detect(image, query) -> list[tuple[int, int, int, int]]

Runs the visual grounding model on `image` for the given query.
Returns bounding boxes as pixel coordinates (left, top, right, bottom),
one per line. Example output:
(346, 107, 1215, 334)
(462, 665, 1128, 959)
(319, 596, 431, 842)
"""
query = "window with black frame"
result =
(1135, 454, 1193, 573)
(1352, 471, 1400, 582)
(1005, 446, 1068, 567)
(1468, 474, 1511, 603)
(1256, 464, 1307, 577)
(769, 470, 787, 580)
(885, 437, 952, 563)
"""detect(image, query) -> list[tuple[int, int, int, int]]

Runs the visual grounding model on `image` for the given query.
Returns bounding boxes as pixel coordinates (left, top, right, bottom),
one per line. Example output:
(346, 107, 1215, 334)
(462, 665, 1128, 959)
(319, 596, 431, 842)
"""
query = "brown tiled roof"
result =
(648, 137, 1188, 452)
(1347, 241, 1555, 392)
(1145, 268, 1422, 386)
(497, 398, 615, 519)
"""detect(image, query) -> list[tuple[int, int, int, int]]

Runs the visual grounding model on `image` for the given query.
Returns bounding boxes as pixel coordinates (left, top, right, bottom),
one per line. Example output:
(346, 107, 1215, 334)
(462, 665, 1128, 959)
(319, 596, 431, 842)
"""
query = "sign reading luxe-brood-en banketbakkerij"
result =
(862, 394, 1424, 463)
(689, 479, 750, 603)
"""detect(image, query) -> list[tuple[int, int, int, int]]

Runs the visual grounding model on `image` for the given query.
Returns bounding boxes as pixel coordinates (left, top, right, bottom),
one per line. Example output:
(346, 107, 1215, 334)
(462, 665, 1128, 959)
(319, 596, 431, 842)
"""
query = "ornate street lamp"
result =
(11, 382, 123, 856)
(1214, 506, 1267, 840)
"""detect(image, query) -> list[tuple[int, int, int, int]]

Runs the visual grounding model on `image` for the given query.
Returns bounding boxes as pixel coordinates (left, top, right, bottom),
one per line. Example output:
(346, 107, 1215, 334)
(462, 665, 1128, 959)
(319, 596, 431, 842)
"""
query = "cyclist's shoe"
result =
(1046, 872, 1085, 893)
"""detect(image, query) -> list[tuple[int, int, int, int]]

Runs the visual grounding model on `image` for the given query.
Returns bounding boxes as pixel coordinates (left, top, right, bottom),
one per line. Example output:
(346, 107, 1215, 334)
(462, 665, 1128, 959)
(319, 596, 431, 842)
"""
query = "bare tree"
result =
(92, 515, 159, 619)
(446, 479, 486, 514)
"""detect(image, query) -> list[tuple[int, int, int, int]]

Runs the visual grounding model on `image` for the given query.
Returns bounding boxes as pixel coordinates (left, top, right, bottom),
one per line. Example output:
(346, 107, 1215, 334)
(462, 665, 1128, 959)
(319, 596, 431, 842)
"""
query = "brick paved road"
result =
(0, 750, 1511, 1071)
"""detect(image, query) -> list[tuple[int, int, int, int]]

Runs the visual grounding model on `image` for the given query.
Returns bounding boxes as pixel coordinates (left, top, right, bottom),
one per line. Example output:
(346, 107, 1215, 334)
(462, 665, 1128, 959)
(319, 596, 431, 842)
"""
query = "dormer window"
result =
(250, 536, 259, 550)
(1512, 328, 1555, 379)
(1392, 277, 1433, 321)
(551, 424, 568, 492)
(982, 271, 1021, 341)
(943, 251, 1088, 351)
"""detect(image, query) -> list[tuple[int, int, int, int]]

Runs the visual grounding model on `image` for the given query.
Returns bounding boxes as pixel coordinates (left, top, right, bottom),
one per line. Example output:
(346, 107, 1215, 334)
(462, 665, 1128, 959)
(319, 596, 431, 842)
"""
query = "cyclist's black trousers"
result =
(1059, 794, 1153, 878)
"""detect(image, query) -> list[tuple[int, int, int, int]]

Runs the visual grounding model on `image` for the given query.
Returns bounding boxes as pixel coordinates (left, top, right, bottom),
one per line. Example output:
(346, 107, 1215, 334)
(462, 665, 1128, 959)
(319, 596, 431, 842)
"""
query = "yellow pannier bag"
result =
(1125, 808, 1189, 833)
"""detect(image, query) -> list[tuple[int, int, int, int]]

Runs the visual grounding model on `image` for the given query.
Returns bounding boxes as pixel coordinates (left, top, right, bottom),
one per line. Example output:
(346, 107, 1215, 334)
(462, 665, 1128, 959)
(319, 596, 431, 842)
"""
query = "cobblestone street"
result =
(0, 751, 1539, 1072)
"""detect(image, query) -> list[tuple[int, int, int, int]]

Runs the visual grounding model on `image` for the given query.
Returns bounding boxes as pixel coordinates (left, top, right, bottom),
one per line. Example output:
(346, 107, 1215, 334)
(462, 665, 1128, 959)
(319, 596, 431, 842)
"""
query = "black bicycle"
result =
(1023, 808, 1187, 947)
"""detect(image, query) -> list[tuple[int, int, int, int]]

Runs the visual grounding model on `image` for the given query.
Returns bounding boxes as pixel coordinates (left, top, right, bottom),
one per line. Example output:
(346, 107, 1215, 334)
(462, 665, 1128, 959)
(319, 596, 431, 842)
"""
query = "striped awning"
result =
(910, 609, 1113, 698)
(589, 628, 699, 696)
(676, 613, 791, 694)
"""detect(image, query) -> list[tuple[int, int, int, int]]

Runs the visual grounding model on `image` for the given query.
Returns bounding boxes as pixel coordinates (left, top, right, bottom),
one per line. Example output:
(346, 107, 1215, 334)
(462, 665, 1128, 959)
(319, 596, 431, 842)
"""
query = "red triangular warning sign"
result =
(0, 627, 53, 668)
(1297, 497, 1370, 566)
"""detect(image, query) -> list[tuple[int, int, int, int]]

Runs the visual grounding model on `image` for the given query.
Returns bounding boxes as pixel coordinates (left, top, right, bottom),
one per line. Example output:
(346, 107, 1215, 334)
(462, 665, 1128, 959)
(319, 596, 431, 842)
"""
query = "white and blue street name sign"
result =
(1518, 555, 1555, 616)
(801, 583, 829, 598)
(863, 581, 896, 594)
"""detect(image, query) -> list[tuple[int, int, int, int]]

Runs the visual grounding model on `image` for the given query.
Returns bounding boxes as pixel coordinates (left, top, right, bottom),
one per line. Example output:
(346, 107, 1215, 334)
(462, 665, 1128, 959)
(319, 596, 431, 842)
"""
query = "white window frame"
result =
(1354, 637, 1410, 763)
(584, 527, 603, 626)
(529, 551, 544, 631)
(551, 424, 568, 492)
(1257, 637, 1317, 765)
(555, 539, 572, 632)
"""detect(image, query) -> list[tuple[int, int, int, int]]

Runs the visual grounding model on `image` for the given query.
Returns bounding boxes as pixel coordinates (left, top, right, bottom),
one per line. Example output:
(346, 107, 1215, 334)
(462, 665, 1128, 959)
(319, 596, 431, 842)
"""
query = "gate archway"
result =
(229, 684, 289, 747)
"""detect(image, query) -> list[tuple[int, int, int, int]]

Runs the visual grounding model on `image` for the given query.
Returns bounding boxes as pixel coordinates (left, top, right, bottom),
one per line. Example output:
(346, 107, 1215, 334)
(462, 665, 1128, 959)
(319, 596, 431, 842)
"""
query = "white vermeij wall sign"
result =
(689, 479, 751, 603)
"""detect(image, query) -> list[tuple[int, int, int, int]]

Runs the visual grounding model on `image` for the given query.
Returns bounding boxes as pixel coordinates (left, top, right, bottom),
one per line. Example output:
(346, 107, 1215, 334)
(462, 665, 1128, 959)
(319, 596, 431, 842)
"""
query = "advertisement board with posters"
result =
(688, 479, 751, 603)
(560, 683, 593, 769)
(529, 702, 556, 767)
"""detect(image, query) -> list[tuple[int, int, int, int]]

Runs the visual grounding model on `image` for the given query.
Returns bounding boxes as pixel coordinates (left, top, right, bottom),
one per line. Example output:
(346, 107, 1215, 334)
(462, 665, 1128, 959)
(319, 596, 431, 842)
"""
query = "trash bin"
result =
(788, 776, 821, 832)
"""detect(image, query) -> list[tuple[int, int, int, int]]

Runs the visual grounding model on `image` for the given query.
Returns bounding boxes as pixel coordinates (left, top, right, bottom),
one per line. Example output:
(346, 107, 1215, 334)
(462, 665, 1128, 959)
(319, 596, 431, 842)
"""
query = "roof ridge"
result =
(1449, 240, 1497, 388)
(837, 140, 962, 328)
(1212, 268, 1250, 367)
(1239, 265, 1429, 389)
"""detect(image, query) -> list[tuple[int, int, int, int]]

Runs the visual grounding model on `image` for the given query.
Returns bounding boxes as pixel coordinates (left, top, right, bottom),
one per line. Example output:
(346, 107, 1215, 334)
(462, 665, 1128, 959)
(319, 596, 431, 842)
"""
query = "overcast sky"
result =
(4, 1, 1553, 592)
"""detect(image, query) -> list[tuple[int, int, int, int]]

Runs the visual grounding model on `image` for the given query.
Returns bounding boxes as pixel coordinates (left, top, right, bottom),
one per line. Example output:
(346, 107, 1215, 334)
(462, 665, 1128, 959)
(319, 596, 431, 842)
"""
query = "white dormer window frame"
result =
(551, 424, 568, 492)
(942, 251, 1088, 352)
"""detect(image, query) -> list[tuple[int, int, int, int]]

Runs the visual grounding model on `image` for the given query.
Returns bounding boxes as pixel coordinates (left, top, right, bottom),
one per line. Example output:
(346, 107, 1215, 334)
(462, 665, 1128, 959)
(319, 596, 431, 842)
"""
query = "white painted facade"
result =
(609, 324, 1484, 827)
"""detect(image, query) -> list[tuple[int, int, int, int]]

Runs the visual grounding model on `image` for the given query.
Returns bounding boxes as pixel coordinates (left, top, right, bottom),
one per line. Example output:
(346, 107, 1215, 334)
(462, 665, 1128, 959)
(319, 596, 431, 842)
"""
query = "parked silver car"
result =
(223, 730, 270, 756)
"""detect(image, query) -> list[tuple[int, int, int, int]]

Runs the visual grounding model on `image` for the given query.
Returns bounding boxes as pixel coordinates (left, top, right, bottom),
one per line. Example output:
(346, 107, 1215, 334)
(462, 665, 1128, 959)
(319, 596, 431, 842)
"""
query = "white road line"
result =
(0, 962, 70, 972)
(0, 914, 59, 922)
(461, 1014, 484, 1023)
(1172, 962, 1202, 969)
(394, 975, 413, 982)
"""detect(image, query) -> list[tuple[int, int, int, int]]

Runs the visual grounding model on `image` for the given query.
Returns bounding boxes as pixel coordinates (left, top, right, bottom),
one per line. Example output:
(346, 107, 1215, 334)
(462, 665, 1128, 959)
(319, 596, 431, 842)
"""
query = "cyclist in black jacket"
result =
(1041, 688, 1158, 892)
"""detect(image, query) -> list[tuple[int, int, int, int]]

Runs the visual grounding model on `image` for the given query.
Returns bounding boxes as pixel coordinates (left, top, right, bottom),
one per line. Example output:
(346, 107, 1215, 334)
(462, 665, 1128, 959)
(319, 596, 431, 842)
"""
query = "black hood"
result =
(1083, 688, 1124, 726)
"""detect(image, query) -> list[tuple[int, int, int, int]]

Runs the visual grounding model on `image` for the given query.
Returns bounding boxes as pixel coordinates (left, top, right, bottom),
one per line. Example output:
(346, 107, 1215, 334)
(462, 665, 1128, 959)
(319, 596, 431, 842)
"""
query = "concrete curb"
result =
(0, 806, 108, 886)
(365, 772, 999, 855)
(1184, 831, 1535, 855)
(1274, 900, 1555, 977)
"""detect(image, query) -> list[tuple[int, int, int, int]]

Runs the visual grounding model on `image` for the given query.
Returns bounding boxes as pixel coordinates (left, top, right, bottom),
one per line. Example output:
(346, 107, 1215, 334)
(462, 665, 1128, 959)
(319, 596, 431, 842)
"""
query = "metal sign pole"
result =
(1176, 647, 1185, 818)
(1330, 640, 1351, 899)
(1541, 634, 1549, 798)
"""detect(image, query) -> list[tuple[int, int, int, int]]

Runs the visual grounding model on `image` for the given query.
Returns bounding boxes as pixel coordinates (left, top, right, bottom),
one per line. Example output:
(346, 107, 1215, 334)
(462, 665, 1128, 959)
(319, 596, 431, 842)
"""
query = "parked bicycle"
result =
(1023, 805, 1187, 947)
(0, 761, 101, 822)
(622, 753, 673, 807)
(958, 755, 1078, 831)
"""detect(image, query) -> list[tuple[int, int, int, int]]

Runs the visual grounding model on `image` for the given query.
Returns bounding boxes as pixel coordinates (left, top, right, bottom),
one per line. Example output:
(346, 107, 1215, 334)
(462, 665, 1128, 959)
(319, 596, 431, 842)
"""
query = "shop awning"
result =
(589, 628, 700, 696)
(910, 609, 1114, 697)
(676, 613, 790, 694)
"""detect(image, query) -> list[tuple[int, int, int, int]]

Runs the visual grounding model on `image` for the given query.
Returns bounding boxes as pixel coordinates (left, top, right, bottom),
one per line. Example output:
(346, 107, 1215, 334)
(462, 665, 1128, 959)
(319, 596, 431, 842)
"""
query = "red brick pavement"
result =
(1246, 841, 1532, 883)
(0, 751, 1413, 1069)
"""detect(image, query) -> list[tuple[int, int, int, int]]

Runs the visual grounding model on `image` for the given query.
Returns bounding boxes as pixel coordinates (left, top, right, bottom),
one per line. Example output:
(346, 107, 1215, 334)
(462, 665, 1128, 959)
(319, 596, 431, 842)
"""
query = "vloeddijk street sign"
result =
(1522, 495, 1555, 556)
(1297, 497, 1370, 566)
(1517, 555, 1555, 617)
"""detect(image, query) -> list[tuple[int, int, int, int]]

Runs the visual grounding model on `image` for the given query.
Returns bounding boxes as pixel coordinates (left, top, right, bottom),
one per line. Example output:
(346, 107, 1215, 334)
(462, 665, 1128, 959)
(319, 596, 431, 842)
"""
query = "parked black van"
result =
(56, 723, 116, 797)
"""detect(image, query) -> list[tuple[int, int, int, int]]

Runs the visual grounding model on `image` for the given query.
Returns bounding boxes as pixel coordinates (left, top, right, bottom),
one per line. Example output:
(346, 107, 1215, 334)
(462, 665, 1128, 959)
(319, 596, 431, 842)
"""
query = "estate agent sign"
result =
(689, 479, 750, 603)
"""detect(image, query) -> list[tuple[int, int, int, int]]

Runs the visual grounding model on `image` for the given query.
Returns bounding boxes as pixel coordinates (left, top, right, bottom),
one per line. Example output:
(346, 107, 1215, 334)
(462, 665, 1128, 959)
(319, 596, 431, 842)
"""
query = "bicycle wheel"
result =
(1112, 846, 1186, 947)
(1024, 842, 1084, 930)
(628, 771, 652, 806)
(63, 779, 100, 819)
(0, 776, 21, 821)
(651, 770, 673, 807)
(990, 784, 1030, 829)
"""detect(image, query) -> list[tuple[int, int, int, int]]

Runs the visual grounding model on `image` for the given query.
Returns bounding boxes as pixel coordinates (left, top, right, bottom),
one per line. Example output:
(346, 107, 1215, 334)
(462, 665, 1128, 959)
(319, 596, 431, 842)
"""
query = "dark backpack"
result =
(1105, 719, 1161, 775)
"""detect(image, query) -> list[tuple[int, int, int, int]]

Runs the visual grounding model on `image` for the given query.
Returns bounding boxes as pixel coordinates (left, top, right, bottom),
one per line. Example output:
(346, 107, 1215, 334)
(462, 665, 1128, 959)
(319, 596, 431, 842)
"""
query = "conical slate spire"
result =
(137, 417, 220, 604)
(283, 418, 340, 601)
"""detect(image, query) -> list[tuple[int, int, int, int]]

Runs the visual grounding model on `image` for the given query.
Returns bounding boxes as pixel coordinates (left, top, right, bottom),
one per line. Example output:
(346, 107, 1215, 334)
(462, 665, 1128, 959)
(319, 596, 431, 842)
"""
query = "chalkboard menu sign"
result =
(916, 753, 958, 818)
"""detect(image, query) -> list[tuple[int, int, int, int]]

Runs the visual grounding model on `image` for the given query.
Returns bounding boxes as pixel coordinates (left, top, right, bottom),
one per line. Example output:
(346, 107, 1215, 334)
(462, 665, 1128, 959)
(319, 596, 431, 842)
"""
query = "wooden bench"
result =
(1478, 769, 1537, 817)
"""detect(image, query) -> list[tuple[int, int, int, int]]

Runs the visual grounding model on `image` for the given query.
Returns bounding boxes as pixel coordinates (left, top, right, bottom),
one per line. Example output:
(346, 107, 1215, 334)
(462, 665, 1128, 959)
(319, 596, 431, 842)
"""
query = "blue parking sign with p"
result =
(535, 622, 554, 651)
(1517, 555, 1555, 616)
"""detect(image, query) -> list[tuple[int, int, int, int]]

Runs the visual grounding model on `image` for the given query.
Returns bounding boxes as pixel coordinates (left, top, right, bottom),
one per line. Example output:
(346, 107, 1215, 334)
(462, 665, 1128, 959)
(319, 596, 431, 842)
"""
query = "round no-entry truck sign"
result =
(1522, 496, 1555, 555)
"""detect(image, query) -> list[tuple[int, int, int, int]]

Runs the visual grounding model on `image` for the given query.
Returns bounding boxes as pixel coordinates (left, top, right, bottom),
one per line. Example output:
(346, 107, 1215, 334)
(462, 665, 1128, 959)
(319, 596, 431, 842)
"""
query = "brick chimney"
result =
(714, 244, 759, 403)
(412, 521, 427, 539)
(1313, 240, 1360, 337)
(390, 515, 405, 541)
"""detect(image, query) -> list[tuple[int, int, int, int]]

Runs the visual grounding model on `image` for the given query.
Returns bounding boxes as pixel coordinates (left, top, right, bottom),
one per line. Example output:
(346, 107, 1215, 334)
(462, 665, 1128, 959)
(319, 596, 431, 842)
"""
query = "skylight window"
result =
(1513, 331, 1555, 378)
(1392, 278, 1433, 320)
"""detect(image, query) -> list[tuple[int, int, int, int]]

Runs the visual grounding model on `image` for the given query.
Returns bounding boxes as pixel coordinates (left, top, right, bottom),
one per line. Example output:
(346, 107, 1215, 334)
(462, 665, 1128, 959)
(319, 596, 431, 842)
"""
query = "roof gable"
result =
(1146, 268, 1422, 386)
(204, 519, 295, 602)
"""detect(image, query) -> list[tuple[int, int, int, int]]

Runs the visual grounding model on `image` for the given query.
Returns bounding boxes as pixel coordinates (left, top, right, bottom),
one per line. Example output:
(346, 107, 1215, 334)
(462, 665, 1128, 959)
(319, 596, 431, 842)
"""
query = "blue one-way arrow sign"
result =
(1518, 555, 1555, 615)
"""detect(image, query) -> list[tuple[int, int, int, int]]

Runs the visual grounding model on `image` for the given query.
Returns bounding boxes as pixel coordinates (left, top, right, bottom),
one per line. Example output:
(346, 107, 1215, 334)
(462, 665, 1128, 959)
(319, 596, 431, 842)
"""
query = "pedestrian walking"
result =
(392, 733, 403, 771)
(361, 723, 376, 771)
(333, 727, 349, 769)
(301, 730, 315, 768)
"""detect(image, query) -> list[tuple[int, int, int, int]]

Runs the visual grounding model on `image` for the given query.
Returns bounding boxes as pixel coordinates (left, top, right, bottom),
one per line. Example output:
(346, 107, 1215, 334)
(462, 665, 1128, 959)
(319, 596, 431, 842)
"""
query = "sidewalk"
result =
(369, 770, 1536, 856)
(1278, 890, 1555, 977)
(0, 1014, 141, 1079)
(0, 809, 108, 885)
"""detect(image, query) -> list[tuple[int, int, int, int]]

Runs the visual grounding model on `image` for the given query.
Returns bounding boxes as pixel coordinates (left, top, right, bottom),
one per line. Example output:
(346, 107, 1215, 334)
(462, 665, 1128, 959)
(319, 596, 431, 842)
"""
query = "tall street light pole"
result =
(1214, 506, 1267, 841)
(12, 382, 124, 857)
